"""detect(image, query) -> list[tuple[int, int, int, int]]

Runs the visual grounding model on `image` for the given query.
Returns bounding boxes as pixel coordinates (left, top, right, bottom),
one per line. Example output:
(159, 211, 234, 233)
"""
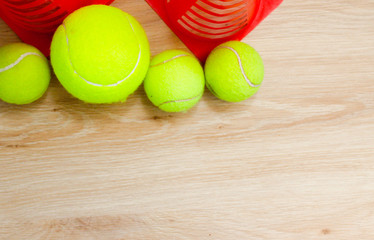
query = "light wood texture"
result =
(1, 1, 374, 239)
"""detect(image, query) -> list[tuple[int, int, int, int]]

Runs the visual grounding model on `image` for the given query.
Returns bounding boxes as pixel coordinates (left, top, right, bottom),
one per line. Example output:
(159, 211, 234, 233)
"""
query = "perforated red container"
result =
(146, 0, 282, 61)
(0, 0, 114, 56)
(0, 0, 282, 60)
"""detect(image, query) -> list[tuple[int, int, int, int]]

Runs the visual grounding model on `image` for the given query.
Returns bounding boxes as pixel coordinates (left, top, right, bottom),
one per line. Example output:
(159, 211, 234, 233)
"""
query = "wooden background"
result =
(1, 0, 374, 239)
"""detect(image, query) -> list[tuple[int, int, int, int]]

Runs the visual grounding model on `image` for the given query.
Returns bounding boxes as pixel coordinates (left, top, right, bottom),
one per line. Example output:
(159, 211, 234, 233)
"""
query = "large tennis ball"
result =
(0, 43, 50, 105)
(50, 5, 150, 104)
(144, 50, 205, 112)
(204, 41, 264, 102)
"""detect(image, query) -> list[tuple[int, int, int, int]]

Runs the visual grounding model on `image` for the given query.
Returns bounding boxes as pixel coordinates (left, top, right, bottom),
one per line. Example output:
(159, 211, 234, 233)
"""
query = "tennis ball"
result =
(50, 5, 150, 104)
(144, 50, 205, 112)
(0, 43, 50, 105)
(204, 41, 264, 102)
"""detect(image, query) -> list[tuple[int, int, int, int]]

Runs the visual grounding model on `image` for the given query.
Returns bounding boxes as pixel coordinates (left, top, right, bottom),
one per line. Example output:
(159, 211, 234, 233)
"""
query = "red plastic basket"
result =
(0, 0, 114, 56)
(0, 0, 282, 60)
(145, 0, 282, 61)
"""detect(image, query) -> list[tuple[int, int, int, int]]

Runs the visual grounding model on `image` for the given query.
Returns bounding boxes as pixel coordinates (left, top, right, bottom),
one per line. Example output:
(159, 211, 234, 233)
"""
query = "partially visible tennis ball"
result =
(50, 5, 150, 104)
(0, 43, 50, 105)
(204, 41, 264, 102)
(144, 50, 205, 112)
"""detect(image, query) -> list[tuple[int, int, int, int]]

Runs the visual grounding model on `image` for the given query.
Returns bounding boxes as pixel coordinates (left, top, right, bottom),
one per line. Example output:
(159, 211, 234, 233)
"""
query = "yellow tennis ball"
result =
(50, 5, 150, 104)
(0, 43, 50, 105)
(144, 50, 205, 112)
(204, 41, 264, 102)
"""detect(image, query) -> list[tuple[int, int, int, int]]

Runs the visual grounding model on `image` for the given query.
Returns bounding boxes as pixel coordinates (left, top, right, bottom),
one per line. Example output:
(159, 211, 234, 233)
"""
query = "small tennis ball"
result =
(204, 41, 264, 102)
(144, 50, 205, 112)
(0, 43, 50, 105)
(50, 5, 150, 104)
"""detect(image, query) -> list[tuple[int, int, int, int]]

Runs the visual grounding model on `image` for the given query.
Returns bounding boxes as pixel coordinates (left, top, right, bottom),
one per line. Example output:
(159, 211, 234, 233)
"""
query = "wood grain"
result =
(1, 0, 374, 239)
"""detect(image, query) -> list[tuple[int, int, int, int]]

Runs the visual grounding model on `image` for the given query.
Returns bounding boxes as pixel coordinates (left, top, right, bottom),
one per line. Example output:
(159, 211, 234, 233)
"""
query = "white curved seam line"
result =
(150, 54, 189, 68)
(0, 52, 42, 73)
(219, 46, 261, 88)
(62, 16, 141, 87)
(158, 93, 202, 107)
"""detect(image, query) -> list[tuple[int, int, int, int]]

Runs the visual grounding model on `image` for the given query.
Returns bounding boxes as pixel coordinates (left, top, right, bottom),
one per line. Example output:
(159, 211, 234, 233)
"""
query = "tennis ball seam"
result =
(0, 52, 43, 73)
(61, 15, 141, 88)
(219, 46, 261, 88)
(157, 93, 202, 107)
(150, 54, 190, 68)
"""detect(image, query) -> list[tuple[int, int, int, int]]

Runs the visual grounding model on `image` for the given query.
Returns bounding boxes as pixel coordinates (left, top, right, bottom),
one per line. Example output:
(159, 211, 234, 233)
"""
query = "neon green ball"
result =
(204, 41, 264, 102)
(144, 50, 205, 112)
(50, 5, 150, 104)
(0, 43, 50, 105)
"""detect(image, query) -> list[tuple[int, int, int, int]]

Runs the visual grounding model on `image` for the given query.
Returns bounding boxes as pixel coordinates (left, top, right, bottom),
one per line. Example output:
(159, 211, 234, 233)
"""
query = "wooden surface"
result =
(1, 1, 374, 239)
